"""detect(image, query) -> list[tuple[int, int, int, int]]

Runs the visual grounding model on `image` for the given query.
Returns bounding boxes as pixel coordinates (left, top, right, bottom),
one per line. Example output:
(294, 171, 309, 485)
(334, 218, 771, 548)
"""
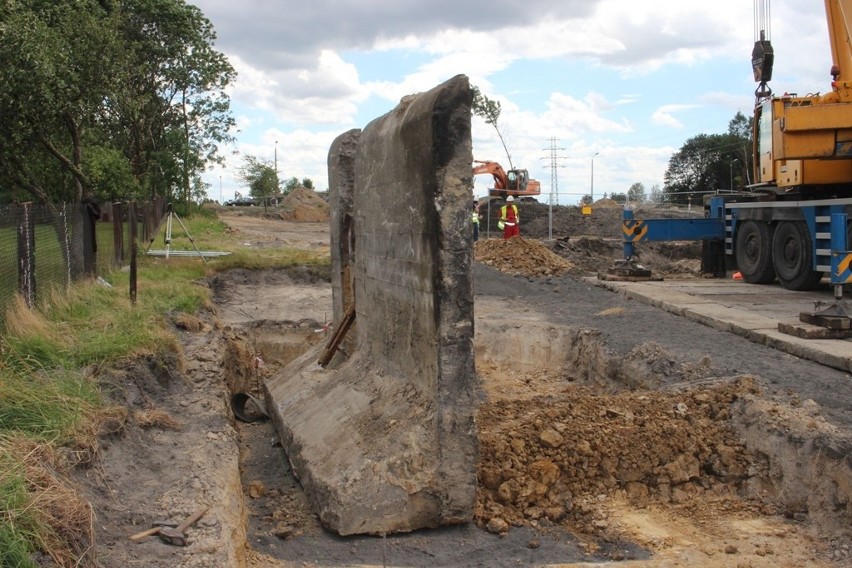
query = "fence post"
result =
(112, 202, 124, 266)
(60, 203, 72, 291)
(82, 202, 99, 276)
(128, 202, 138, 245)
(16, 202, 36, 308)
(129, 202, 138, 304)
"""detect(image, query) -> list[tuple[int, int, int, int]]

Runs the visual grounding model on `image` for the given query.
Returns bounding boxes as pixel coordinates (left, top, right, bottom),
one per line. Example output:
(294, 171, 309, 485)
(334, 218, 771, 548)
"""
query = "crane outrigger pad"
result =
(798, 304, 851, 337)
(780, 298, 852, 338)
(779, 320, 852, 339)
(598, 259, 660, 282)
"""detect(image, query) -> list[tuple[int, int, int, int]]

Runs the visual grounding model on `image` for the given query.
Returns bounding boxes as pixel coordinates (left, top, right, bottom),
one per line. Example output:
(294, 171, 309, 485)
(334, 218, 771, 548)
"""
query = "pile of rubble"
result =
(474, 237, 575, 278)
(278, 187, 329, 222)
(474, 376, 762, 536)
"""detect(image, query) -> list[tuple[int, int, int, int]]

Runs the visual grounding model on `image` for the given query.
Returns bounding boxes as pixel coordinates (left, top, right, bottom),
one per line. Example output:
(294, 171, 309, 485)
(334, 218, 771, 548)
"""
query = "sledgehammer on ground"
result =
(158, 506, 208, 546)
(128, 505, 208, 545)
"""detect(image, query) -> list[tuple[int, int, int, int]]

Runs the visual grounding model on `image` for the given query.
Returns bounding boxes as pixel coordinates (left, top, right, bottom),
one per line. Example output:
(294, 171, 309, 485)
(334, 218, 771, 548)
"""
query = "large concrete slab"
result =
(264, 75, 478, 536)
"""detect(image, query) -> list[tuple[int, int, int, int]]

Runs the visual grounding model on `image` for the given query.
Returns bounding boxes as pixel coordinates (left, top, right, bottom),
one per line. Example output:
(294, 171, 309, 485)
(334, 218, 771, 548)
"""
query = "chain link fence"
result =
(0, 199, 166, 328)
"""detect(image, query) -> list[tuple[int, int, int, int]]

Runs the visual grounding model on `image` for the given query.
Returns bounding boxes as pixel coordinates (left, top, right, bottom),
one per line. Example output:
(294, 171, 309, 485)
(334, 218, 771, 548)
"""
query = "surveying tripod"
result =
(144, 203, 207, 263)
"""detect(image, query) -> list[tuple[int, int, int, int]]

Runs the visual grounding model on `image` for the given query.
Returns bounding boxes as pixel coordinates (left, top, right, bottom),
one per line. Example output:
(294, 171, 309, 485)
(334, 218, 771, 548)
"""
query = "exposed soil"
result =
(64, 204, 852, 567)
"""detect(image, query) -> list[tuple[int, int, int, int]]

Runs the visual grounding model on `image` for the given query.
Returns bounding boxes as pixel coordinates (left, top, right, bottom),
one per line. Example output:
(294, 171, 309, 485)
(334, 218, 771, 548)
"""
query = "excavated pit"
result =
(473, 320, 852, 543)
(220, 307, 851, 565)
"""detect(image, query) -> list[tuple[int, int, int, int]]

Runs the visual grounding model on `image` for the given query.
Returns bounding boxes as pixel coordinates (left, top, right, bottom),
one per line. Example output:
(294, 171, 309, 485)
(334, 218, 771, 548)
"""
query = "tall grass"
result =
(0, 447, 38, 567)
(0, 209, 328, 563)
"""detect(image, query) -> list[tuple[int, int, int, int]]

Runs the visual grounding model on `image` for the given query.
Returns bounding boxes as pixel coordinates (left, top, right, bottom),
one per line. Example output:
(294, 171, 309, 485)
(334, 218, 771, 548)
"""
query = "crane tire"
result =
(772, 221, 823, 291)
(735, 220, 776, 284)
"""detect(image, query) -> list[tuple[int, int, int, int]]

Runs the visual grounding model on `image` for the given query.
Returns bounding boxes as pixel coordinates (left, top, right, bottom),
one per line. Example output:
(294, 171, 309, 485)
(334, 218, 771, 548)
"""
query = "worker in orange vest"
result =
(499, 196, 519, 239)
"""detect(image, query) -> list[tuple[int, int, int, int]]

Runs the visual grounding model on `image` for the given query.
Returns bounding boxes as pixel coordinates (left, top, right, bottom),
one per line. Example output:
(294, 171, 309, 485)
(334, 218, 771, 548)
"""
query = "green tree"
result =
(0, 0, 124, 203)
(284, 176, 300, 192)
(728, 111, 752, 140)
(663, 134, 721, 204)
(237, 155, 279, 209)
(627, 182, 646, 204)
(663, 112, 753, 204)
(113, 0, 236, 205)
(471, 85, 513, 169)
(85, 144, 140, 202)
(301, 177, 314, 190)
(727, 111, 753, 189)
(0, 0, 235, 207)
(610, 192, 627, 205)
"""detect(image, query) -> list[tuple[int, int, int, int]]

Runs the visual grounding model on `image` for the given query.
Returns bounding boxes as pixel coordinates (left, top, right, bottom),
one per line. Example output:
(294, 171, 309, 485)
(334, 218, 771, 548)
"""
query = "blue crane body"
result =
(614, 1, 852, 328)
(621, 198, 851, 289)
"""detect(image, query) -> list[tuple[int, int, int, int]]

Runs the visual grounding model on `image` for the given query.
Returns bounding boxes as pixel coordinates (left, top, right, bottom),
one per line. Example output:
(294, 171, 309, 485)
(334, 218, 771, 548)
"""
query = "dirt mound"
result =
(475, 377, 762, 536)
(592, 197, 621, 209)
(475, 237, 574, 278)
(549, 236, 621, 276)
(279, 186, 329, 222)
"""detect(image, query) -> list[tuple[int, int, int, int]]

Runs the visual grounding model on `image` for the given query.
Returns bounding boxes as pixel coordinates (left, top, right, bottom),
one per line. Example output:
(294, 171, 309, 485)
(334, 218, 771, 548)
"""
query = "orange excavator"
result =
(472, 160, 541, 200)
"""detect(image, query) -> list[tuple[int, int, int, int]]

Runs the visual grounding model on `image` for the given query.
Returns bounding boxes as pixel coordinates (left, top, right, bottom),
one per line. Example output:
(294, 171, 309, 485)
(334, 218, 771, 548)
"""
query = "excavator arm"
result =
(472, 160, 509, 190)
(472, 159, 542, 199)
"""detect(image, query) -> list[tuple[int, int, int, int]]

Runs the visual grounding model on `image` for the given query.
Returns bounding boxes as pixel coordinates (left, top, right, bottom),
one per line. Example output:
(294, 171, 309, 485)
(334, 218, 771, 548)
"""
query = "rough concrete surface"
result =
(264, 75, 478, 536)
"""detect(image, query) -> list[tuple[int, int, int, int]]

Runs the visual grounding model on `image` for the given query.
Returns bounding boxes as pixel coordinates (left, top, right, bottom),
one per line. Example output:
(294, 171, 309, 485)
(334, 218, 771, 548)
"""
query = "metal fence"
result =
(477, 200, 700, 240)
(0, 199, 166, 325)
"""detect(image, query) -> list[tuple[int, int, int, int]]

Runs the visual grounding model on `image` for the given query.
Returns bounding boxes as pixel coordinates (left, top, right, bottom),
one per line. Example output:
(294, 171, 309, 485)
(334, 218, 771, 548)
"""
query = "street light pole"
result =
(274, 140, 278, 174)
(590, 152, 599, 203)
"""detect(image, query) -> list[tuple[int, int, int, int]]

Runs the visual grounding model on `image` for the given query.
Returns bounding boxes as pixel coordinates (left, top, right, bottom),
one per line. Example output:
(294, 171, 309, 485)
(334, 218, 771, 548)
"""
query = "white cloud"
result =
(651, 104, 699, 129)
(228, 51, 365, 126)
(195, 0, 832, 204)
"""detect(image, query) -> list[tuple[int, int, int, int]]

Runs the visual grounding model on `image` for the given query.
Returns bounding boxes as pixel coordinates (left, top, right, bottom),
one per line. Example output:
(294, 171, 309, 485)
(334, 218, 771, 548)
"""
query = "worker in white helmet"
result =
(499, 195, 519, 239)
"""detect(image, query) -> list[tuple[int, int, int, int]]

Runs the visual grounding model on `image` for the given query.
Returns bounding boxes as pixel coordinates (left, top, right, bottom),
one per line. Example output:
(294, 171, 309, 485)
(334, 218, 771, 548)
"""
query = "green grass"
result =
(0, 369, 99, 444)
(146, 214, 330, 272)
(0, 208, 329, 563)
(0, 449, 39, 568)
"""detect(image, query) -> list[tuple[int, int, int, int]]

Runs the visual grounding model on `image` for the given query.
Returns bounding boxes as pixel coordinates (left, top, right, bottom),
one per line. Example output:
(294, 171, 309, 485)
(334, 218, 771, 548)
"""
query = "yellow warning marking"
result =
(622, 221, 648, 242)
(836, 253, 852, 282)
(838, 252, 852, 274)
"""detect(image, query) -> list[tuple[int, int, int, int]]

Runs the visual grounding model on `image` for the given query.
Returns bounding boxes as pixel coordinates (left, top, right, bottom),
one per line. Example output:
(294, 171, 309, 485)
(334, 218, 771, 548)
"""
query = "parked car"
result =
(227, 198, 256, 206)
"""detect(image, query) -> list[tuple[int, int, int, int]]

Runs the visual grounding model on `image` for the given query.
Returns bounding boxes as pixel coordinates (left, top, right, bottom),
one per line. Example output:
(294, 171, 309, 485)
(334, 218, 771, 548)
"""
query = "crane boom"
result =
(825, 0, 852, 99)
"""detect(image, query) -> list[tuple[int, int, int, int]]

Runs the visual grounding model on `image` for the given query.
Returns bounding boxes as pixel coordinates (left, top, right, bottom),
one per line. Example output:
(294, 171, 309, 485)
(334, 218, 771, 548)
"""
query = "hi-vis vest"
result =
(471, 210, 479, 224)
(500, 204, 518, 225)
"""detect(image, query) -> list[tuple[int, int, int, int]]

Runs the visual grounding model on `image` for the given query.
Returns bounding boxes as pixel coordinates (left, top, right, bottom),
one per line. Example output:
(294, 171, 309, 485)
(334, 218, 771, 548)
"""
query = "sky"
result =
(191, 0, 834, 205)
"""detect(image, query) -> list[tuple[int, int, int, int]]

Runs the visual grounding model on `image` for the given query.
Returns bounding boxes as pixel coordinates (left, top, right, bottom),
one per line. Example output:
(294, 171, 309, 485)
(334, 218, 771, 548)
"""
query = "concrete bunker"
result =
(263, 75, 478, 536)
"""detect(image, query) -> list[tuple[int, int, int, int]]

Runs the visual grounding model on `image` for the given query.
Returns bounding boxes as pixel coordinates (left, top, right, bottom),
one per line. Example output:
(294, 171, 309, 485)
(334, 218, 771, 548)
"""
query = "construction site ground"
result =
(77, 206, 852, 568)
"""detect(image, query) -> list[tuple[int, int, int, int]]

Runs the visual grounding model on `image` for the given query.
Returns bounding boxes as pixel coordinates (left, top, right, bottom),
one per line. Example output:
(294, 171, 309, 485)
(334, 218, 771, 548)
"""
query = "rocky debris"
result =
(475, 377, 763, 536)
(475, 237, 575, 278)
(545, 235, 704, 278)
(481, 200, 707, 280)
